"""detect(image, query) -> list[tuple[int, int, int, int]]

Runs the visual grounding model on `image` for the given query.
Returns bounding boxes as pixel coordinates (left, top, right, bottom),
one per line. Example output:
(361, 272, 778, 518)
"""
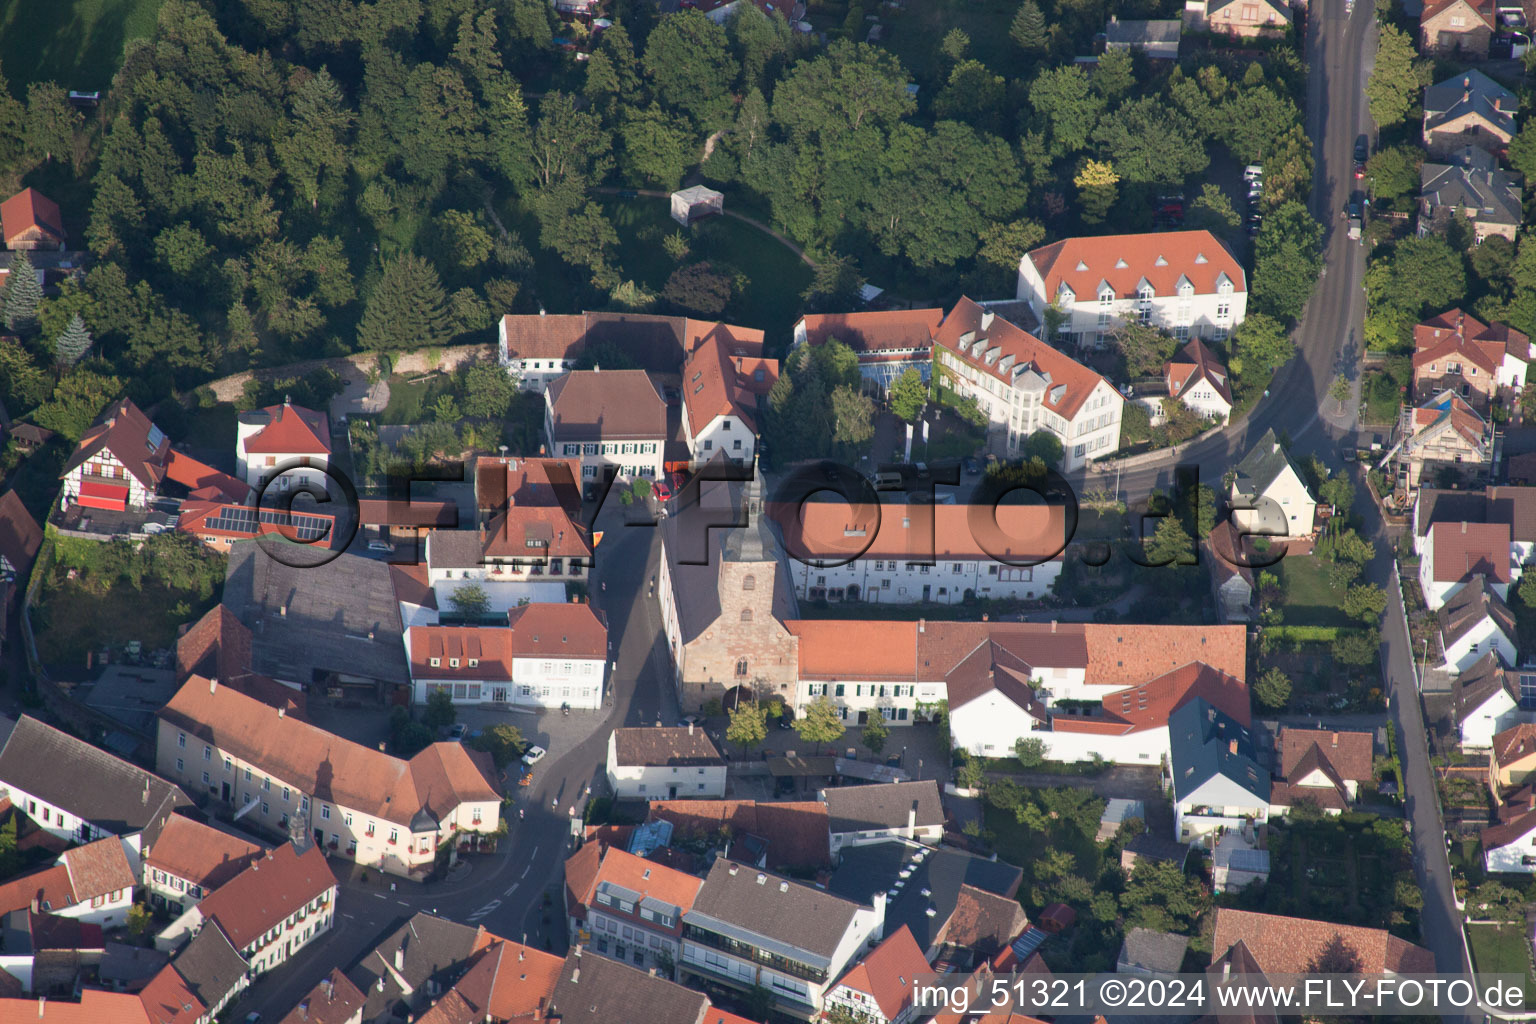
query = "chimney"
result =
(1050, 620, 1057, 633)
(209, 678, 218, 695)
(571, 968, 580, 984)
(1229, 739, 1238, 754)
(143, 778, 150, 804)
(907, 801, 918, 834)
(688, 722, 695, 736)
(395, 947, 404, 972)
(1331, 731, 1338, 745)
(574, 943, 583, 957)
(323, 978, 333, 999)
(279, 604, 287, 617)
(278, 706, 286, 719)
(918, 618, 926, 634)
(37, 997, 44, 1018)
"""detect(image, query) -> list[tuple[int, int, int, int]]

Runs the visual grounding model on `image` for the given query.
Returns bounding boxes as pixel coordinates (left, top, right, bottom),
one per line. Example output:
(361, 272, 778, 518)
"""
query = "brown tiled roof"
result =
(0, 862, 74, 915)
(773, 500, 1067, 564)
(0, 188, 64, 246)
(1211, 908, 1434, 974)
(563, 840, 604, 921)
(389, 563, 437, 609)
(139, 963, 205, 1024)
(823, 780, 944, 834)
(357, 499, 458, 528)
(1421, 0, 1496, 31)
(1437, 574, 1517, 647)
(1454, 652, 1517, 721)
(60, 397, 170, 490)
(1165, 338, 1233, 406)
(786, 620, 916, 680)
(545, 947, 709, 1024)
(62, 837, 135, 901)
(1428, 521, 1511, 583)
(1481, 801, 1536, 849)
(1028, 230, 1246, 302)
(239, 401, 330, 455)
(278, 968, 363, 1024)
(448, 938, 563, 1021)
(145, 815, 263, 893)
(797, 309, 945, 354)
(831, 925, 928, 1019)
(942, 640, 1048, 719)
(680, 325, 779, 435)
(1493, 722, 1536, 766)
(410, 603, 607, 681)
(938, 883, 1029, 957)
(1269, 780, 1350, 812)
(0, 490, 41, 582)
(159, 678, 499, 829)
(566, 845, 702, 931)
(1054, 662, 1250, 736)
(1205, 518, 1255, 587)
(1416, 485, 1536, 543)
(195, 843, 334, 950)
(500, 313, 587, 361)
(934, 297, 1114, 420)
(647, 800, 831, 870)
(546, 370, 666, 441)
(1278, 728, 1374, 783)
(612, 726, 723, 767)
(479, 457, 590, 559)
(1084, 623, 1247, 686)
(1413, 308, 1526, 375)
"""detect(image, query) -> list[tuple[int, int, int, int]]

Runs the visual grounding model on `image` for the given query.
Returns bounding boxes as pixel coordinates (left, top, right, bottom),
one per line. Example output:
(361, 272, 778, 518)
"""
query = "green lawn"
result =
(1279, 556, 1352, 627)
(0, 0, 162, 91)
(1467, 924, 1536, 1005)
(380, 372, 457, 425)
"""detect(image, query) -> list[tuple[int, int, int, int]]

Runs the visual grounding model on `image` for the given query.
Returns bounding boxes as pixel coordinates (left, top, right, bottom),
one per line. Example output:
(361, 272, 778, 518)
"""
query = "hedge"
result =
(1264, 625, 1348, 642)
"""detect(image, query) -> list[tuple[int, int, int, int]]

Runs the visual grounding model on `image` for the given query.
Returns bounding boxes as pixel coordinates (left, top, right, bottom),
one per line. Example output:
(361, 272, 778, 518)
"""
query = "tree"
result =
(358, 254, 453, 351)
(1319, 474, 1355, 517)
(1119, 859, 1209, 932)
(468, 723, 526, 768)
(461, 363, 517, 419)
(1254, 667, 1292, 709)
(127, 901, 154, 940)
(642, 10, 737, 128)
(976, 219, 1046, 286)
(3, 250, 40, 334)
(888, 368, 927, 422)
(940, 28, 970, 62)
(1021, 431, 1064, 466)
(1145, 515, 1196, 566)
(1014, 736, 1046, 767)
(1074, 158, 1119, 224)
(1187, 183, 1240, 235)
(1233, 314, 1295, 375)
(830, 384, 875, 447)
(794, 695, 846, 752)
(34, 369, 123, 442)
(1091, 98, 1207, 184)
(861, 713, 889, 754)
(1010, 0, 1048, 54)
(1332, 628, 1380, 666)
(1093, 48, 1133, 100)
(726, 702, 768, 753)
(1252, 201, 1323, 322)
(1366, 146, 1424, 203)
(423, 689, 457, 729)
(24, 82, 80, 166)
(1364, 234, 1466, 321)
(618, 104, 694, 188)
(1343, 583, 1388, 623)
(449, 583, 490, 617)
(1114, 320, 1177, 377)
(0, 814, 18, 878)
(1329, 374, 1351, 404)
(662, 262, 733, 315)
(1366, 25, 1426, 128)
(53, 314, 93, 366)
(1029, 66, 1103, 153)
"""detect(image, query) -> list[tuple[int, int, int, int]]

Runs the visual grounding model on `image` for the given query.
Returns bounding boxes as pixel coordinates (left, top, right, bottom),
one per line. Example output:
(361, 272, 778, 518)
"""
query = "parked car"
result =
(1243, 164, 1263, 182)
(449, 724, 467, 742)
(962, 456, 981, 476)
(652, 479, 674, 502)
(522, 745, 548, 766)
(1353, 134, 1368, 179)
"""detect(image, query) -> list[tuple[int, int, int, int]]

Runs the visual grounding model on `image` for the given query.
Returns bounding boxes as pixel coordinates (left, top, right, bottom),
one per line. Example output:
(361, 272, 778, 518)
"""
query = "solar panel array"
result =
(204, 504, 332, 542)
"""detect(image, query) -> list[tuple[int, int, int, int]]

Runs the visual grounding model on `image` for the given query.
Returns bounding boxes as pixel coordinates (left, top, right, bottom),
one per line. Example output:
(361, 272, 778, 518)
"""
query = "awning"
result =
(78, 480, 129, 511)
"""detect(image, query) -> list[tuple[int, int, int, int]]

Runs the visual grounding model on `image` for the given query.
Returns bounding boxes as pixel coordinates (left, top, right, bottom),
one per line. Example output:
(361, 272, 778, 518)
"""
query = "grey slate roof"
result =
(829, 841, 1022, 954)
(348, 912, 488, 1024)
(1231, 428, 1303, 501)
(822, 780, 945, 835)
(1105, 17, 1182, 45)
(1438, 574, 1517, 648)
(223, 542, 409, 686)
(1421, 146, 1522, 228)
(1118, 927, 1191, 974)
(546, 946, 709, 1024)
(1454, 650, 1517, 721)
(173, 920, 249, 1012)
(1168, 698, 1270, 803)
(0, 715, 190, 842)
(1425, 70, 1517, 139)
(685, 859, 863, 965)
(1416, 485, 1536, 543)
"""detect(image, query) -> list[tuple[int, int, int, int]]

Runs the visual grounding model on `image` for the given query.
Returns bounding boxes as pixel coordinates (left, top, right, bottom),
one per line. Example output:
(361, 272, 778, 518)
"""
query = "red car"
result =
(652, 479, 674, 502)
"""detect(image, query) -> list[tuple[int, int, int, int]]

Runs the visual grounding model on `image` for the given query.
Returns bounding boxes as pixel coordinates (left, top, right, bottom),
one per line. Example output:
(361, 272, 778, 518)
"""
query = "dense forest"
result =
(0, 0, 1315, 430)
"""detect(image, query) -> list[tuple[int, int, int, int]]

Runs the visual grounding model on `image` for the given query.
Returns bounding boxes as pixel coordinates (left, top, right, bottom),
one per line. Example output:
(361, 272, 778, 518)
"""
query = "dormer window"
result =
(1154, 255, 1168, 266)
(449, 658, 459, 668)
(1075, 259, 1088, 271)
(1115, 258, 1129, 268)
(429, 658, 441, 667)
(1195, 252, 1209, 264)
(1138, 284, 1154, 300)
(468, 658, 479, 667)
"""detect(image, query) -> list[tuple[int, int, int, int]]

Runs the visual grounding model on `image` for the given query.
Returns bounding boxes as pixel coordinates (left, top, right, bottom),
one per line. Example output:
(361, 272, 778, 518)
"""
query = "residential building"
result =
(142, 814, 263, 916)
(347, 913, 496, 1024)
(1212, 838, 1271, 895)
(401, 933, 563, 1024)
(1117, 928, 1191, 977)
(496, 311, 692, 392)
(1419, 521, 1515, 609)
(234, 398, 331, 493)
(545, 369, 668, 484)
(1269, 728, 1375, 815)
(1422, 71, 1517, 159)
(683, 0, 809, 26)
(174, 604, 308, 719)
(0, 715, 191, 858)
(156, 676, 502, 878)
(821, 780, 944, 855)
(1420, 0, 1495, 53)
(1490, 722, 1536, 791)
(0, 837, 137, 928)
(1229, 428, 1318, 539)
(406, 602, 607, 708)
(547, 945, 711, 1024)
(157, 842, 336, 979)
(279, 969, 364, 1024)
(1104, 15, 1182, 56)
(1169, 699, 1270, 841)
(58, 398, 171, 512)
(175, 498, 337, 555)
(932, 296, 1125, 470)
(0, 188, 66, 250)
(680, 322, 777, 468)
(1205, 519, 1255, 624)
(821, 925, 929, 1024)
(647, 800, 832, 872)
(1481, 790, 1536, 871)
(774, 500, 1067, 605)
(1414, 485, 1536, 564)
(606, 726, 726, 800)
(1211, 908, 1435, 974)
(1018, 230, 1247, 348)
(0, 490, 42, 589)
(1436, 575, 1518, 673)
(791, 309, 945, 392)
(657, 475, 800, 712)
(1454, 653, 1530, 747)
(563, 843, 703, 978)
(1412, 308, 1530, 411)
(1164, 338, 1234, 423)
(679, 859, 884, 1016)
(1420, 145, 1522, 245)
(1183, 0, 1292, 36)
(170, 920, 260, 1019)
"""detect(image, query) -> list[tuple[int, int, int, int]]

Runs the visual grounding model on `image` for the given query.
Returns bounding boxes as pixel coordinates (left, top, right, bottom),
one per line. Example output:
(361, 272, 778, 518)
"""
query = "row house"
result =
(1491, 723, 1536, 794)
(1420, 145, 1522, 245)
(606, 726, 727, 800)
(1453, 653, 1531, 747)
(563, 843, 704, 978)
(932, 296, 1125, 471)
(0, 837, 137, 929)
(790, 309, 945, 393)
(1436, 574, 1518, 674)
(157, 841, 336, 980)
(1423, 71, 1517, 160)
(1415, 484, 1536, 569)
(680, 321, 777, 469)
(821, 926, 930, 1024)
(1412, 308, 1529, 411)
(1481, 789, 1536, 871)
(773, 499, 1067, 605)
(679, 859, 884, 1017)
(141, 813, 263, 917)
(544, 369, 668, 485)
(156, 676, 502, 878)
(234, 397, 331, 494)
(406, 601, 608, 709)
(1211, 908, 1435, 974)
(1018, 229, 1247, 348)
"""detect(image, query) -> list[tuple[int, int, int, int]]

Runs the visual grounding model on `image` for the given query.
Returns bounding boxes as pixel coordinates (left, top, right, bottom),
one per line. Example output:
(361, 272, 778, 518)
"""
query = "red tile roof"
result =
(546, 370, 666, 441)
(480, 457, 591, 559)
(1083, 623, 1248, 687)
(830, 925, 928, 1020)
(681, 324, 779, 435)
(1413, 308, 1528, 375)
(796, 309, 945, 355)
(278, 968, 364, 1024)
(1028, 230, 1246, 303)
(0, 862, 74, 916)
(1053, 662, 1250, 736)
(565, 845, 703, 929)
(1428, 520, 1512, 583)
(786, 620, 916, 680)
(195, 843, 335, 950)
(1211, 909, 1434, 974)
(162, 450, 249, 504)
(0, 188, 65, 247)
(1493, 722, 1536, 767)
(934, 297, 1114, 421)
(773, 501, 1068, 564)
(0, 990, 155, 1024)
(175, 498, 335, 546)
(240, 401, 331, 455)
(139, 964, 206, 1024)
(1411, 393, 1488, 450)
(1165, 338, 1233, 406)
(646, 800, 832, 869)
(61, 837, 135, 901)
(409, 603, 607, 681)
(174, 606, 304, 716)
(445, 938, 563, 1021)
(1279, 728, 1374, 783)
(60, 398, 170, 491)
(145, 815, 263, 893)
(357, 499, 458, 528)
